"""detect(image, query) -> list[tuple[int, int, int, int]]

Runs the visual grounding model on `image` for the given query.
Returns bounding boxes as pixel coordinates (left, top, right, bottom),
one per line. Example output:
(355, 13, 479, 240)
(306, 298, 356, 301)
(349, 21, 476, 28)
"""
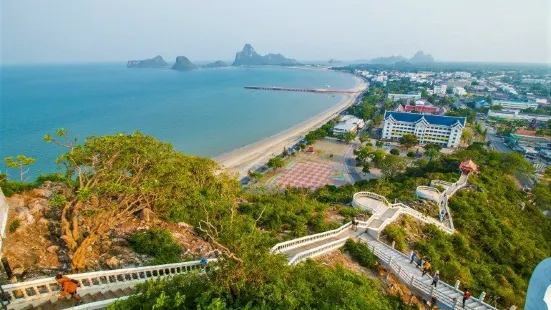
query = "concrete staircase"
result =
(20, 287, 133, 310)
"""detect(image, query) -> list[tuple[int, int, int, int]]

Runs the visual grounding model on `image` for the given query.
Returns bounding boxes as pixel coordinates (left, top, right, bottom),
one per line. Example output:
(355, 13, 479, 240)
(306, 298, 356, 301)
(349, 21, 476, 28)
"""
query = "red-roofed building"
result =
(459, 160, 478, 174)
(396, 104, 446, 115)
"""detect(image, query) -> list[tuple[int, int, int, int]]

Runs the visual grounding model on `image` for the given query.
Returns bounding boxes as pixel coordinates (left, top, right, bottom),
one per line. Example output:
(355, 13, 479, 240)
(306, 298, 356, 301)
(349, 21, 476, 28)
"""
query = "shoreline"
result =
(214, 74, 367, 179)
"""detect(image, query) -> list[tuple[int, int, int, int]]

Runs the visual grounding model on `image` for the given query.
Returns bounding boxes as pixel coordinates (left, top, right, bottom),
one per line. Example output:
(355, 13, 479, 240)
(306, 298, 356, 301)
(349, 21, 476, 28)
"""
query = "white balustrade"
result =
(0, 189, 9, 256)
(3, 259, 216, 307)
(270, 222, 352, 254)
(288, 237, 349, 265)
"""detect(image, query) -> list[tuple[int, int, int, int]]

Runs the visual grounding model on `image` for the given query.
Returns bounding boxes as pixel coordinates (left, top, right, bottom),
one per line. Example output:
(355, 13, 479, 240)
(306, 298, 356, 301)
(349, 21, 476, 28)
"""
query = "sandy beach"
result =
(214, 75, 368, 179)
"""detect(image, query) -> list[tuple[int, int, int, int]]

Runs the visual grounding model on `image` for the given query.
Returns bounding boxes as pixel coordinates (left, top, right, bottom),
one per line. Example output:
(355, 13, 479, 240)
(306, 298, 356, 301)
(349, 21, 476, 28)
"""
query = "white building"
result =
(387, 93, 421, 102)
(333, 115, 365, 135)
(452, 87, 467, 96)
(493, 100, 539, 110)
(433, 85, 447, 96)
(454, 71, 472, 79)
(487, 110, 551, 122)
(382, 111, 466, 148)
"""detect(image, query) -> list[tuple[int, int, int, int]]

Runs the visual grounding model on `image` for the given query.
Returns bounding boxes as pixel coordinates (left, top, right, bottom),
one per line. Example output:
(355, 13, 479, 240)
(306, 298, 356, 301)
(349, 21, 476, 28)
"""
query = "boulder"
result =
(14, 206, 34, 224)
(105, 256, 120, 269)
(32, 188, 53, 199)
(28, 199, 49, 215)
(7, 197, 25, 209)
(46, 245, 59, 254)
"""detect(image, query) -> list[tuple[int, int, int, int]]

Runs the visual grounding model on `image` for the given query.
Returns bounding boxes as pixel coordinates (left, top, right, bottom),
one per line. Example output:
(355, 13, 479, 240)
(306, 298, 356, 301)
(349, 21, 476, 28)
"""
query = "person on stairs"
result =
(431, 270, 440, 287)
(409, 251, 417, 264)
(421, 260, 431, 277)
(56, 274, 83, 305)
(351, 217, 358, 232)
(462, 289, 471, 307)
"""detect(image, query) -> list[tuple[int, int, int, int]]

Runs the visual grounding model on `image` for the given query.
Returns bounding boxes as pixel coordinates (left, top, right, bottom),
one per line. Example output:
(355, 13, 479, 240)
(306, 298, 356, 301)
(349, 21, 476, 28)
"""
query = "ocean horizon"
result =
(0, 63, 358, 179)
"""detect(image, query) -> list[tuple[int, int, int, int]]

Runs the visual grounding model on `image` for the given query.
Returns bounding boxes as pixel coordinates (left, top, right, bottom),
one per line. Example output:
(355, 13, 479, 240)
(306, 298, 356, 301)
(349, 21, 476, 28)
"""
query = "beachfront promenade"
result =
(244, 86, 358, 94)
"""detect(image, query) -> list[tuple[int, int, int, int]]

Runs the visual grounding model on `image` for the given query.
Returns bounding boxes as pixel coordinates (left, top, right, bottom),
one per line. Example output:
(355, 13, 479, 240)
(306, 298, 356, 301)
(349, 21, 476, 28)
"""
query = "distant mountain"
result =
(127, 55, 168, 68)
(371, 55, 408, 64)
(328, 59, 341, 64)
(202, 60, 229, 68)
(409, 51, 435, 63)
(232, 44, 299, 66)
(171, 56, 197, 71)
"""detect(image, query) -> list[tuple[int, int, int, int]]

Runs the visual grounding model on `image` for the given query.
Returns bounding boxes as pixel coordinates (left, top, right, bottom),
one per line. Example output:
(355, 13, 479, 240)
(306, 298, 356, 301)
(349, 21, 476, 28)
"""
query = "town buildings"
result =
(493, 100, 539, 110)
(433, 85, 447, 96)
(487, 110, 551, 122)
(387, 93, 422, 102)
(382, 111, 466, 147)
(452, 87, 467, 96)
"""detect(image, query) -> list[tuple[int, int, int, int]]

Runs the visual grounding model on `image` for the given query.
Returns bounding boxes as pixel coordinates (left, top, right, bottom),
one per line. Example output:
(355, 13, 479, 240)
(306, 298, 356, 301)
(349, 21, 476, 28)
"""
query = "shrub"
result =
(390, 148, 400, 155)
(407, 151, 415, 158)
(337, 206, 366, 221)
(383, 224, 407, 251)
(8, 219, 21, 233)
(50, 194, 67, 208)
(343, 239, 377, 268)
(131, 228, 183, 264)
(375, 141, 384, 147)
(35, 173, 68, 186)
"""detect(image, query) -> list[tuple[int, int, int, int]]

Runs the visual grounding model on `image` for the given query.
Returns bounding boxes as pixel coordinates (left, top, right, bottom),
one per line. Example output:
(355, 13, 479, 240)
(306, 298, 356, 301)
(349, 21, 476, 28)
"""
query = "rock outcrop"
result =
(171, 56, 197, 71)
(127, 55, 168, 68)
(232, 44, 298, 66)
(408, 51, 435, 63)
(202, 60, 229, 68)
(371, 55, 408, 64)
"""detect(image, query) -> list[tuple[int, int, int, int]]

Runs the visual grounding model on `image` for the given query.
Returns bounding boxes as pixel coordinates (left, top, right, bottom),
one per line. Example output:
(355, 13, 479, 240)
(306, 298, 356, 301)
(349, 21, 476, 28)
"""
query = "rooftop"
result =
(384, 111, 466, 127)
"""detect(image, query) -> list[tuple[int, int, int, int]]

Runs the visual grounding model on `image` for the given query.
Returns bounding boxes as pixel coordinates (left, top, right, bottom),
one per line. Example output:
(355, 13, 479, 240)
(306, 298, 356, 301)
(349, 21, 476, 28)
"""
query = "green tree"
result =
(399, 134, 418, 149)
(378, 154, 406, 179)
(359, 132, 370, 143)
(44, 130, 240, 270)
(375, 141, 384, 148)
(3, 155, 36, 182)
(267, 157, 284, 169)
(461, 129, 474, 145)
(282, 147, 289, 157)
(131, 229, 183, 264)
(425, 148, 440, 162)
(341, 131, 356, 143)
(390, 148, 400, 155)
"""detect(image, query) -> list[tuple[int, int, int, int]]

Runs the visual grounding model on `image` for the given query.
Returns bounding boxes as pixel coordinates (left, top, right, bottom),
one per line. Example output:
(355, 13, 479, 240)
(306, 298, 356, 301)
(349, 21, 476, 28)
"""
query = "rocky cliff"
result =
(202, 60, 229, 68)
(127, 55, 168, 68)
(171, 56, 197, 71)
(232, 44, 298, 66)
(409, 51, 435, 63)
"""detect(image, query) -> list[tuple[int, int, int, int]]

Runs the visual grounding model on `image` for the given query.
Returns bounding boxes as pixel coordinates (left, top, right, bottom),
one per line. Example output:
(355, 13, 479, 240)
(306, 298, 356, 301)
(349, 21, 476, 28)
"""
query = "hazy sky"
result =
(2, 0, 550, 64)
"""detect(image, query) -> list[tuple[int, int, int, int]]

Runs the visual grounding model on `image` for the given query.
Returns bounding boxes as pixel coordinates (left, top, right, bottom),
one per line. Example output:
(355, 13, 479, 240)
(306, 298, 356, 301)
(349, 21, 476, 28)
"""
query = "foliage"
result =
(305, 121, 335, 143)
(267, 157, 284, 169)
(110, 257, 415, 310)
(50, 194, 67, 208)
(44, 130, 239, 270)
(343, 239, 377, 268)
(375, 141, 384, 148)
(407, 151, 415, 158)
(131, 229, 183, 264)
(390, 148, 400, 155)
(337, 206, 367, 221)
(3, 155, 36, 182)
(359, 132, 370, 143)
(339, 131, 356, 143)
(382, 224, 407, 251)
(378, 154, 407, 179)
(8, 218, 20, 233)
(399, 134, 418, 149)
(0, 175, 35, 197)
(239, 190, 334, 238)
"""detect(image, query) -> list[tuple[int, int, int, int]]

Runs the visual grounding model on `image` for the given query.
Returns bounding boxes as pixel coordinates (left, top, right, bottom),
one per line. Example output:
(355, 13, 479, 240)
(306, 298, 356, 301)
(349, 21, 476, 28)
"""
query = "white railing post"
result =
(409, 275, 414, 286)
(479, 291, 486, 302)
(453, 297, 459, 308)
(391, 241, 395, 249)
(454, 280, 460, 290)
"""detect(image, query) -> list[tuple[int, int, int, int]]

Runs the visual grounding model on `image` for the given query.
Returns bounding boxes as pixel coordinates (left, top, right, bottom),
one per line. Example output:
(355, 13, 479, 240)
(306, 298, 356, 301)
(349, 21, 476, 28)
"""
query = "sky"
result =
(1, 0, 550, 64)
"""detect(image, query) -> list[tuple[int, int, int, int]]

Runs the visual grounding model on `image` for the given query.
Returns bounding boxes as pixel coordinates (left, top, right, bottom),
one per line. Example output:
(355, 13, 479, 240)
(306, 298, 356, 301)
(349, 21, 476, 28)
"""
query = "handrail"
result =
(270, 222, 352, 253)
(364, 238, 497, 310)
(352, 192, 390, 208)
(67, 296, 131, 310)
(3, 259, 217, 306)
(288, 237, 349, 265)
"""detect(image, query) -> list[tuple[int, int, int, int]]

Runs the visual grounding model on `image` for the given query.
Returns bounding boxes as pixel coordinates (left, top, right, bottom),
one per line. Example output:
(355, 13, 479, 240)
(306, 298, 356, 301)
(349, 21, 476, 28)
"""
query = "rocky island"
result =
(232, 44, 299, 66)
(201, 60, 229, 68)
(408, 50, 435, 63)
(171, 56, 197, 71)
(127, 55, 168, 68)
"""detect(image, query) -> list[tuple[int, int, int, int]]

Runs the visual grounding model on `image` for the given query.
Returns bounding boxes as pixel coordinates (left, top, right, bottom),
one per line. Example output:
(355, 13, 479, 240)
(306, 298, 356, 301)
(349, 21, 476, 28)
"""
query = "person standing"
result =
(55, 274, 83, 305)
(431, 271, 440, 287)
(351, 217, 358, 231)
(463, 289, 471, 307)
(409, 251, 417, 264)
(422, 260, 432, 277)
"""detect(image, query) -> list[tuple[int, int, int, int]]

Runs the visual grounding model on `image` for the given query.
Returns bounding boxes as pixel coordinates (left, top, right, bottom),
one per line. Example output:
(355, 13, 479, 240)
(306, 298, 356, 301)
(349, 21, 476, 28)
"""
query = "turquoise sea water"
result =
(0, 64, 357, 178)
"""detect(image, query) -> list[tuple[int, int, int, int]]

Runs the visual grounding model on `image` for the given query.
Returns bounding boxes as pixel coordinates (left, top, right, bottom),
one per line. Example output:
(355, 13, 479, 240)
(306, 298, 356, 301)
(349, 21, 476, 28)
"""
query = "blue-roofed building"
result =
(382, 111, 466, 147)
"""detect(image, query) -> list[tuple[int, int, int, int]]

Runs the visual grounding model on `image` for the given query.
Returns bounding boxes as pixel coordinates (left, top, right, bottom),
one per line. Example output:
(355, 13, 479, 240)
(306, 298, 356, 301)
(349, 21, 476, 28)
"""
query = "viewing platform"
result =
(244, 86, 358, 94)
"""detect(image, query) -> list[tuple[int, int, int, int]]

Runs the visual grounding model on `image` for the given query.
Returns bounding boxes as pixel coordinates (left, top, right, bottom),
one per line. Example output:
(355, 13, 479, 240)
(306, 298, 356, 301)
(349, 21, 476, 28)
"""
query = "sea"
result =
(0, 63, 358, 178)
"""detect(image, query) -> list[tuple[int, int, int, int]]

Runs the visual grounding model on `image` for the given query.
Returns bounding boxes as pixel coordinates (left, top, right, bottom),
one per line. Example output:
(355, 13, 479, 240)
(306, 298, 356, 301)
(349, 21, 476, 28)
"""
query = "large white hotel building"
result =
(382, 111, 466, 148)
